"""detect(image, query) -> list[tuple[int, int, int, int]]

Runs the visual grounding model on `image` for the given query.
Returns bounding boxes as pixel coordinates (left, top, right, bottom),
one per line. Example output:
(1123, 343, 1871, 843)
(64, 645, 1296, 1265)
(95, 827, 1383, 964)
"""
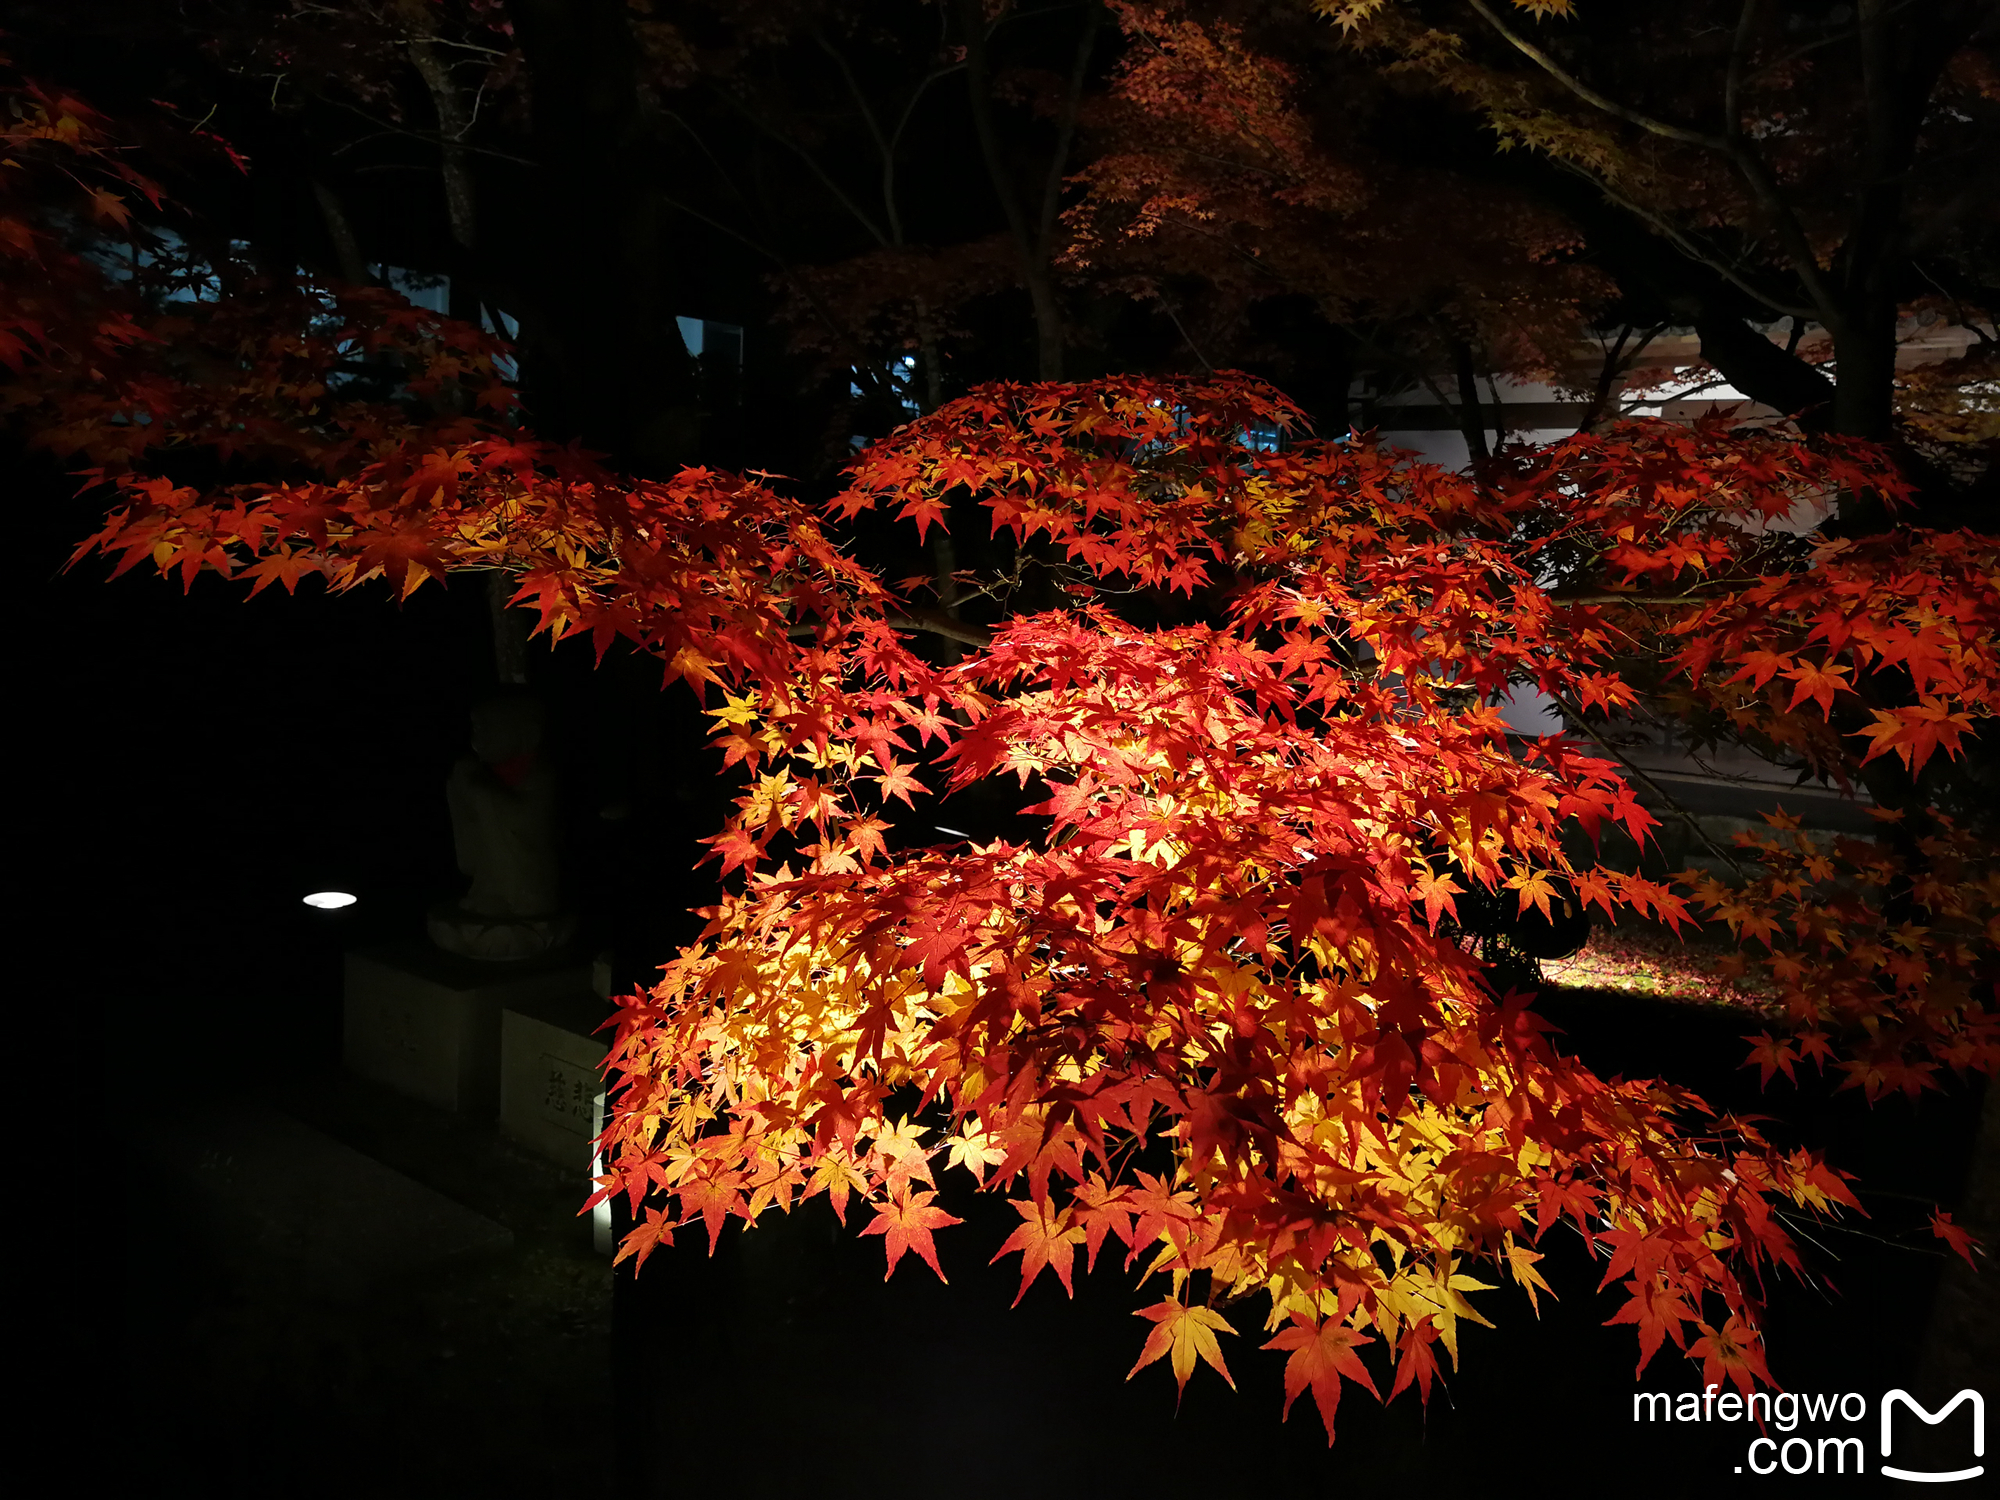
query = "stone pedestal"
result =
(499, 990, 612, 1171)
(343, 944, 590, 1116)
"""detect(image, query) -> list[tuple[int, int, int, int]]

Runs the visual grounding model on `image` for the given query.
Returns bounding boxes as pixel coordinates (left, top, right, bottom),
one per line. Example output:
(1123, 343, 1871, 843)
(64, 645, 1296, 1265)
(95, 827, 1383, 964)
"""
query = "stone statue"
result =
(427, 693, 576, 962)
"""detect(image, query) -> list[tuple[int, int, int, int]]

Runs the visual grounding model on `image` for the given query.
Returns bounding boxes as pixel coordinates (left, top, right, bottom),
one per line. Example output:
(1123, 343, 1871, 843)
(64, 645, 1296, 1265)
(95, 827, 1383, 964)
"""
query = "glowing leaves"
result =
(611, 1206, 677, 1273)
(427, 385, 1981, 1441)
(1507, 868, 1557, 921)
(1382, 1258, 1496, 1371)
(861, 1187, 962, 1282)
(990, 1198, 1088, 1305)
(895, 492, 949, 543)
(1503, 1239, 1555, 1315)
(895, 697, 954, 748)
(678, 1174, 749, 1254)
(703, 826, 764, 879)
(1261, 1316, 1379, 1444)
(1387, 1319, 1442, 1403)
(238, 547, 327, 598)
(1569, 670, 1637, 715)
(945, 1126, 1008, 1184)
(1779, 658, 1851, 717)
(55, 242, 1969, 1442)
(1070, 1175, 1136, 1271)
(1570, 868, 1619, 922)
(809, 1152, 871, 1226)
(1128, 1297, 1236, 1401)
(1409, 864, 1463, 930)
(846, 816, 892, 866)
(1723, 649, 1794, 693)
(1853, 703, 1976, 774)
(1605, 872, 1691, 933)
(874, 759, 925, 807)
(1603, 1269, 1701, 1379)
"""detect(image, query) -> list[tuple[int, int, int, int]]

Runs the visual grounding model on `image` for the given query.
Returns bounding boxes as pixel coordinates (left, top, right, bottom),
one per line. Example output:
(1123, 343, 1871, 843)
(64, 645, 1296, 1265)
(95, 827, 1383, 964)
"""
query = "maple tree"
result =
(15, 45, 1996, 1449)
(1064, 1, 1617, 453)
(52, 0, 1989, 487)
(1309, 0, 1996, 511)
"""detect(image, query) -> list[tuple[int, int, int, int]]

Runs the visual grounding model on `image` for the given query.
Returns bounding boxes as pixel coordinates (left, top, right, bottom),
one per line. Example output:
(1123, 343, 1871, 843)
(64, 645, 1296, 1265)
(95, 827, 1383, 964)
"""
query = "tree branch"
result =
(1548, 693, 1751, 876)
(790, 607, 995, 648)
(1547, 158, 1817, 319)
(1036, 1, 1103, 258)
(1464, 0, 1725, 149)
(1469, 0, 1843, 328)
(814, 30, 906, 246)
(723, 90, 891, 248)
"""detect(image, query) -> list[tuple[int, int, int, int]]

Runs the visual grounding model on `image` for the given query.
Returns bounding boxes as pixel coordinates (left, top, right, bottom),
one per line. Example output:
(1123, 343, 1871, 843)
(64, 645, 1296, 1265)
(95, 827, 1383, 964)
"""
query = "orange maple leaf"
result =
(860, 1187, 961, 1281)
(990, 1198, 1088, 1305)
(1780, 657, 1850, 717)
(1262, 1315, 1379, 1443)
(611, 1205, 676, 1273)
(1128, 1297, 1236, 1401)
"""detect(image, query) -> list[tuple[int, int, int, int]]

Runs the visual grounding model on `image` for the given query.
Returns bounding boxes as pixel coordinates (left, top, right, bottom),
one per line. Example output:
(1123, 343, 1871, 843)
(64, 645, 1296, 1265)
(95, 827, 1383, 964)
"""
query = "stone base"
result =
(427, 903, 577, 963)
(499, 990, 613, 1171)
(343, 944, 590, 1116)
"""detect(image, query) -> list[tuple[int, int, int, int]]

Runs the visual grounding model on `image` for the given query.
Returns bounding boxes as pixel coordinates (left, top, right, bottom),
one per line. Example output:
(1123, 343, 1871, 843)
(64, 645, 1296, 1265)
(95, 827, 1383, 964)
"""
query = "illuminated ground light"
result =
(301, 891, 358, 910)
(1542, 924, 1778, 1015)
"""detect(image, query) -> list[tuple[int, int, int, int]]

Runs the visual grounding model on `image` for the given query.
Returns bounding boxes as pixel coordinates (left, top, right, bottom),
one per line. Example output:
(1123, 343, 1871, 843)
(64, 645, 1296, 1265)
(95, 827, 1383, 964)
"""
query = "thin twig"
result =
(1549, 692, 1751, 875)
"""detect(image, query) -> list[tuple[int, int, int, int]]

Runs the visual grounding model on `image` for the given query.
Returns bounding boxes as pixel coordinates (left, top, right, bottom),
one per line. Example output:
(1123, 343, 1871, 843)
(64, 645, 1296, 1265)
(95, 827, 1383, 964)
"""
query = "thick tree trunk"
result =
(309, 181, 371, 287)
(508, 0, 700, 472)
(958, 0, 1098, 383)
(1452, 341, 1489, 461)
(1692, 309, 1839, 431)
(1913, 1078, 2000, 1429)
(1829, 296, 1901, 443)
(405, 37, 478, 253)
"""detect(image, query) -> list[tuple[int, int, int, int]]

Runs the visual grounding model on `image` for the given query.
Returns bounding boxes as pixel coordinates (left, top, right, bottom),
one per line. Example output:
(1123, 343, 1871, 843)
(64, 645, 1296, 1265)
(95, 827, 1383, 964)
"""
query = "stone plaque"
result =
(343, 944, 590, 1116)
(499, 990, 612, 1169)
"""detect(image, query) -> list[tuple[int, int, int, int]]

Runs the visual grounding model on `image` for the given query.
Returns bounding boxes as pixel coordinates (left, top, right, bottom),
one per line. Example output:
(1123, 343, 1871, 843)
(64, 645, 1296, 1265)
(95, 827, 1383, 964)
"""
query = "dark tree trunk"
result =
(1830, 305, 1901, 443)
(310, 181, 371, 286)
(1692, 309, 1839, 431)
(1452, 340, 1489, 461)
(508, 0, 700, 472)
(1318, 329, 1355, 439)
(957, 0, 1098, 382)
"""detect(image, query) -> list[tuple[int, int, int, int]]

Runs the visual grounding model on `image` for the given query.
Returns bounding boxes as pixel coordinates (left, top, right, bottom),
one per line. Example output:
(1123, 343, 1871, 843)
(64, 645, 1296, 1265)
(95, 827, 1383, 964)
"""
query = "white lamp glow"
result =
(302, 891, 358, 909)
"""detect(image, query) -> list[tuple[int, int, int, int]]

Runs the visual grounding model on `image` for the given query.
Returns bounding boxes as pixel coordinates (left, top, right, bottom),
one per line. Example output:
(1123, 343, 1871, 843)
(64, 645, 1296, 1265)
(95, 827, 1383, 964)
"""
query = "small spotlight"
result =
(302, 891, 358, 909)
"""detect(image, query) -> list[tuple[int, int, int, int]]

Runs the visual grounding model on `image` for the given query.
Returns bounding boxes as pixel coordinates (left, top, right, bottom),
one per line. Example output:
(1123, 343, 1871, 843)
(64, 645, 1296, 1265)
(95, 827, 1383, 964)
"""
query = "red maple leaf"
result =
(1262, 1316, 1379, 1443)
(861, 1187, 961, 1281)
(990, 1198, 1088, 1305)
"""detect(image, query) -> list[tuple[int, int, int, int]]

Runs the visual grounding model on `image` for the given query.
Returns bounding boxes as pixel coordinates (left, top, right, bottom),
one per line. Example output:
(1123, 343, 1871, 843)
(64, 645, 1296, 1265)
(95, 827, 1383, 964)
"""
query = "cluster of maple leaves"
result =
(15, 65, 1996, 1442)
(1063, 2, 1612, 385)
